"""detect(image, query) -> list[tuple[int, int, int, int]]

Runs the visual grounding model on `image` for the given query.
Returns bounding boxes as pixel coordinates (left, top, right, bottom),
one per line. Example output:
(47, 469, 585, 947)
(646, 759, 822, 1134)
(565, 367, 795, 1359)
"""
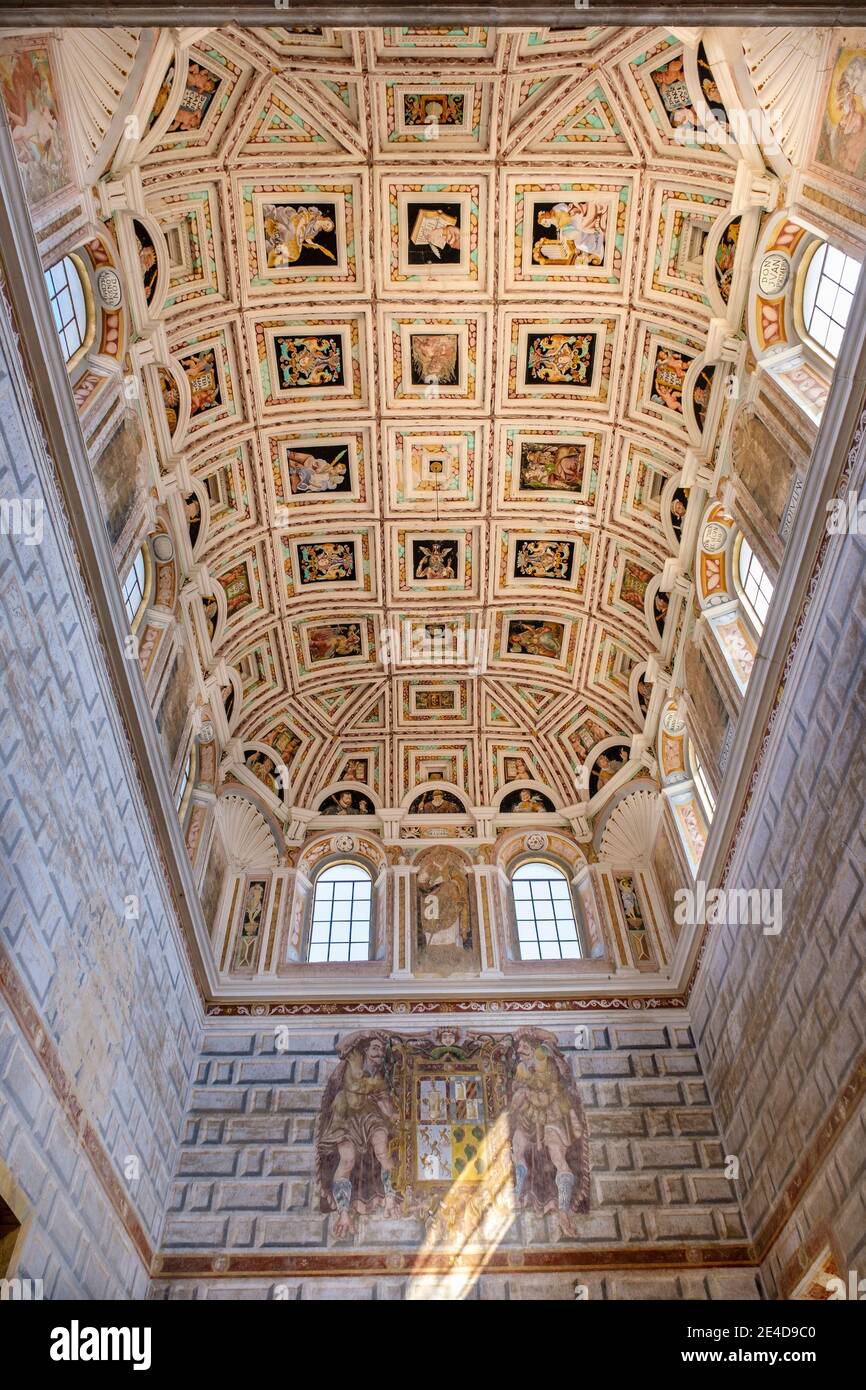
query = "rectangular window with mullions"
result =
(309, 862, 372, 962)
(512, 861, 581, 961)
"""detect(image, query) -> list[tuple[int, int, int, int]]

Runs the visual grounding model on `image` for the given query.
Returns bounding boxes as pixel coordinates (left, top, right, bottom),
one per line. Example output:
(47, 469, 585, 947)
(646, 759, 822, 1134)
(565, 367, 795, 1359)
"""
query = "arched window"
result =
(176, 743, 194, 815)
(511, 860, 581, 961)
(736, 536, 773, 635)
(121, 547, 147, 626)
(689, 739, 716, 823)
(44, 256, 89, 363)
(309, 861, 372, 963)
(801, 241, 860, 360)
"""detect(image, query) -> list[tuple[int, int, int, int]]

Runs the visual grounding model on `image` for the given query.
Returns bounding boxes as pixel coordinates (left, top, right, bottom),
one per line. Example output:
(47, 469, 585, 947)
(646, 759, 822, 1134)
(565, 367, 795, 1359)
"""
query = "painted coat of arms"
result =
(315, 1027, 590, 1244)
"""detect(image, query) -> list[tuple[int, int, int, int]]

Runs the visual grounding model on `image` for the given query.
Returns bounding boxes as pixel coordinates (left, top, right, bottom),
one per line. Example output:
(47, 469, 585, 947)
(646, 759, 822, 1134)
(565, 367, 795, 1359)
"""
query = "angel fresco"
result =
(262, 202, 337, 268)
(507, 1028, 590, 1233)
(316, 1033, 400, 1237)
(413, 539, 457, 580)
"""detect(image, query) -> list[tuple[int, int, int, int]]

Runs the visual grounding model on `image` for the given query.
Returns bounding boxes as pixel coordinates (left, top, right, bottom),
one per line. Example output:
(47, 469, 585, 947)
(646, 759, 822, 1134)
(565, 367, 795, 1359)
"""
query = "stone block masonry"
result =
(157, 1018, 751, 1298)
(0, 289, 200, 1295)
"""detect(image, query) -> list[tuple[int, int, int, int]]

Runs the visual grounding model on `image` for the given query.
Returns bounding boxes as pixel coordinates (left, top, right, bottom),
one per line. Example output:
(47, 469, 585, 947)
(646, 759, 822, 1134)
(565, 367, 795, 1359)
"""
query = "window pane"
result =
(310, 860, 371, 961)
(825, 244, 845, 280)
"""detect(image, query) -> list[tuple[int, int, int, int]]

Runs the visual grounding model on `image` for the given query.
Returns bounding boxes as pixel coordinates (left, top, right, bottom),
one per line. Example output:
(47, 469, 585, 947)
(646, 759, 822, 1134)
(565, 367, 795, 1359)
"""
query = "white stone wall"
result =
(153, 1018, 752, 1299)
(690, 439, 866, 1296)
(0, 291, 199, 1296)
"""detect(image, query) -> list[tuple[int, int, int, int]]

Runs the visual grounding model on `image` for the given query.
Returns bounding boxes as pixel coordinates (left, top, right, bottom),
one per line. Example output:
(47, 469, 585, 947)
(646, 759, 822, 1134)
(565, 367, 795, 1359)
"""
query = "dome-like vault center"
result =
(0, 14, 863, 1310)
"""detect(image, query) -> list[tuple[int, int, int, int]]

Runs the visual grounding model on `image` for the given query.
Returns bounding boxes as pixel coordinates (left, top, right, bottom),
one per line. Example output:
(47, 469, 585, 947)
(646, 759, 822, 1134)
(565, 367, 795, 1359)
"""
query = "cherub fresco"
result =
(650, 52, 698, 130)
(316, 1033, 400, 1237)
(507, 1028, 590, 1233)
(167, 62, 219, 133)
(651, 347, 690, 413)
(181, 349, 221, 416)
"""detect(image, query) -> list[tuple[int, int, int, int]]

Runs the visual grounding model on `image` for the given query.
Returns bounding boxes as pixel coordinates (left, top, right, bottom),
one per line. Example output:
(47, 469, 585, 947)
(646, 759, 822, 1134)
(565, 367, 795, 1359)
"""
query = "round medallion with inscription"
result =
(95, 266, 123, 309)
(758, 252, 790, 297)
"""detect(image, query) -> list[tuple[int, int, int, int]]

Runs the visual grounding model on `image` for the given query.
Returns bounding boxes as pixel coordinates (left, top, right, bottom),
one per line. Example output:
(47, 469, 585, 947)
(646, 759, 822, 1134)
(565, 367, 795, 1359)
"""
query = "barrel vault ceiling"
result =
(126, 24, 744, 830)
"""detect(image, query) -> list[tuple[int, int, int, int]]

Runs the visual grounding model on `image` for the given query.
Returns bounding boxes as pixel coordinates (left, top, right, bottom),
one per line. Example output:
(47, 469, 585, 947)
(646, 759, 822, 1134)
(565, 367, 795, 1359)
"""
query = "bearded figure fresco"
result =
(508, 1029, 590, 1233)
(316, 1033, 401, 1237)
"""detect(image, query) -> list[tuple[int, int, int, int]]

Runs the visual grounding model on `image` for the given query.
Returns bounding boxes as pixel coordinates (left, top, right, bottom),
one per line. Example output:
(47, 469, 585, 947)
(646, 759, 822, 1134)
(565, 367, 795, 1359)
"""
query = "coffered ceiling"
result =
(127, 24, 743, 823)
